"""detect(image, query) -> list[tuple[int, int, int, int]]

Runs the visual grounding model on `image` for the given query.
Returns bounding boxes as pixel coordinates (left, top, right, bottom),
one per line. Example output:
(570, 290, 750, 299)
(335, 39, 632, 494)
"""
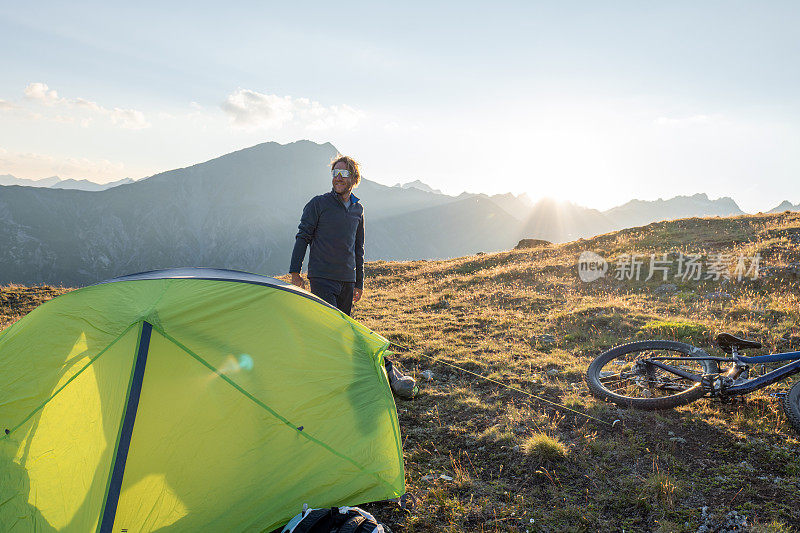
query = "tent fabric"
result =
(0, 268, 405, 532)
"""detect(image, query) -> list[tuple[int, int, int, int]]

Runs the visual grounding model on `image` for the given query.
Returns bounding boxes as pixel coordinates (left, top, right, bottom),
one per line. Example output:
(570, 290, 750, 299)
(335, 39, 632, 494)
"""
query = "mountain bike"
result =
(585, 333, 800, 433)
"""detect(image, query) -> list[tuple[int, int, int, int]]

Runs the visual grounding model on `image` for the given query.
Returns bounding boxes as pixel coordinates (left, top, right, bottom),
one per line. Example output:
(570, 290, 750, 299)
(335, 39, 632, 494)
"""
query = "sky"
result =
(1, 1, 798, 212)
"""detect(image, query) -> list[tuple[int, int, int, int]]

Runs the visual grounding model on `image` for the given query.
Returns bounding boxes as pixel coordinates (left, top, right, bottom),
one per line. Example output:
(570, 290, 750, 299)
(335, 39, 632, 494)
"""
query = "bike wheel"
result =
(781, 379, 800, 435)
(586, 340, 716, 410)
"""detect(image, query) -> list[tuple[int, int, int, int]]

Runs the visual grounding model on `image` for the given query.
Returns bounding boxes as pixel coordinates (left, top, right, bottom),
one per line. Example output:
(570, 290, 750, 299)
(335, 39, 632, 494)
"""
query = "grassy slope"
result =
(3, 213, 800, 532)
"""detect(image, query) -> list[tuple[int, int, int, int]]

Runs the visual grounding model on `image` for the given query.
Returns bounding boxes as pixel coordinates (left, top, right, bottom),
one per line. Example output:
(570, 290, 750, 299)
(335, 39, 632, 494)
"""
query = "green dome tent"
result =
(0, 268, 404, 532)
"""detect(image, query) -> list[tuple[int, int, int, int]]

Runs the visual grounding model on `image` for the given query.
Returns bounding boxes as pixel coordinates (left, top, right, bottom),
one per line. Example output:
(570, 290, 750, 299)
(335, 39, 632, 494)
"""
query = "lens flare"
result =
(238, 353, 254, 371)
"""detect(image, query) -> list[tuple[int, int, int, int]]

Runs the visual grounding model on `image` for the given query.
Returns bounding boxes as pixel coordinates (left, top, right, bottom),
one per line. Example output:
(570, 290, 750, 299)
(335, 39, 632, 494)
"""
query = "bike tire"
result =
(781, 379, 800, 435)
(586, 340, 715, 410)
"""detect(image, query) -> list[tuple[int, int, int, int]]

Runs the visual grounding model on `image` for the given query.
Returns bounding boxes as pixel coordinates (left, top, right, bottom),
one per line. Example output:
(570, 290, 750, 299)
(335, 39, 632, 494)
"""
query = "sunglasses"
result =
(332, 168, 351, 178)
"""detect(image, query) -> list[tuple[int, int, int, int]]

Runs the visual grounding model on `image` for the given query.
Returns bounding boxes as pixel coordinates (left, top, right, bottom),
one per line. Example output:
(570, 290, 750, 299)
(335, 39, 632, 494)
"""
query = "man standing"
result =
(289, 155, 416, 399)
(289, 155, 364, 315)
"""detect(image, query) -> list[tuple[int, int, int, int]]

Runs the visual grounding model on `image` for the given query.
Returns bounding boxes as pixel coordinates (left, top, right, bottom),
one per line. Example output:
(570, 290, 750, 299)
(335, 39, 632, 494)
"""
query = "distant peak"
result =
(768, 200, 800, 213)
(288, 139, 334, 148)
(294, 139, 340, 153)
(248, 139, 339, 152)
(393, 180, 443, 195)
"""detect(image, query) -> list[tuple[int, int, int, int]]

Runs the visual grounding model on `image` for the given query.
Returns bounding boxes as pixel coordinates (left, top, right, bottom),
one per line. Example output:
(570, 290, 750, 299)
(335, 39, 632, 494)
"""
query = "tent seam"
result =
(97, 321, 151, 533)
(0, 321, 139, 441)
(150, 324, 398, 495)
(140, 283, 169, 323)
(375, 344, 406, 492)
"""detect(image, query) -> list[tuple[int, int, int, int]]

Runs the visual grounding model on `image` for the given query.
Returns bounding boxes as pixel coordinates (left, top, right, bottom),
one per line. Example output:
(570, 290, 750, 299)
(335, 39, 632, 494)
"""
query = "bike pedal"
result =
(701, 374, 724, 395)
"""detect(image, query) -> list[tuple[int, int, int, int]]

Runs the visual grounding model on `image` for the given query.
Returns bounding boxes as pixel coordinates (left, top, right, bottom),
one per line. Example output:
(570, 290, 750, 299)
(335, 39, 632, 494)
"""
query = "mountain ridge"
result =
(0, 174, 134, 191)
(1, 139, 799, 286)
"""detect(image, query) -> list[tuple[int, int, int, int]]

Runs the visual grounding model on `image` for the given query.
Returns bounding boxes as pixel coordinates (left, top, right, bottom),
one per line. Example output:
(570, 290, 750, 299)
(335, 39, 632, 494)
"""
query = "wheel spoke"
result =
(599, 376, 630, 385)
(590, 344, 708, 405)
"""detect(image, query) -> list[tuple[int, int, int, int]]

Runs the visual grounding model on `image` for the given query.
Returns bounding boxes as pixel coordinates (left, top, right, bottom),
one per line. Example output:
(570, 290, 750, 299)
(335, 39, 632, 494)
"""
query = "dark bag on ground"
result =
(281, 505, 385, 533)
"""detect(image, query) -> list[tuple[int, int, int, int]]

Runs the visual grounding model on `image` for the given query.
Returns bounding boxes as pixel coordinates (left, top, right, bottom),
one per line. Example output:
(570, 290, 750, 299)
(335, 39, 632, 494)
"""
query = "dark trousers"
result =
(309, 277, 354, 316)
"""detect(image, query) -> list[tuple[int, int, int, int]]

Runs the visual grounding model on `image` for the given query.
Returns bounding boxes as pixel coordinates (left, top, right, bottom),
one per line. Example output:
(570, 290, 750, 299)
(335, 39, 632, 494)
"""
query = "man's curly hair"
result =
(330, 155, 361, 187)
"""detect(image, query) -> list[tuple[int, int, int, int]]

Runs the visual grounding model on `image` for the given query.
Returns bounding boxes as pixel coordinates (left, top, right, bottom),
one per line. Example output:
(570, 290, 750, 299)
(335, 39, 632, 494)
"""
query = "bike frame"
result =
(727, 350, 800, 395)
(648, 349, 800, 396)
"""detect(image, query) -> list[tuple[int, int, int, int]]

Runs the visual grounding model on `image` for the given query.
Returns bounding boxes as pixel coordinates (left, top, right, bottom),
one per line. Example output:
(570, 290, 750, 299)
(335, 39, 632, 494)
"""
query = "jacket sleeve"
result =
(355, 211, 365, 289)
(289, 198, 319, 273)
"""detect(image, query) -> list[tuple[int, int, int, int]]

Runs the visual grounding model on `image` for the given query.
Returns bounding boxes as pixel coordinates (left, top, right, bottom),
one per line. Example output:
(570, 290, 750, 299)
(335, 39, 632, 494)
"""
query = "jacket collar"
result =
(329, 189, 359, 205)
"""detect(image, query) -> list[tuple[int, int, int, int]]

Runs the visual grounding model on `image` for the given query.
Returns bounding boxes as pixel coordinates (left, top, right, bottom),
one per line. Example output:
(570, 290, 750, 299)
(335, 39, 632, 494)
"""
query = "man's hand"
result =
(353, 287, 363, 303)
(290, 272, 305, 289)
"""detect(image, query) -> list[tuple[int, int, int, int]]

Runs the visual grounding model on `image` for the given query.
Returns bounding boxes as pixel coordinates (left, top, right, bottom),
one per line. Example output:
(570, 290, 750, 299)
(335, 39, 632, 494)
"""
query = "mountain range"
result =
(769, 200, 800, 213)
(0, 174, 134, 191)
(1, 140, 798, 286)
(392, 180, 443, 195)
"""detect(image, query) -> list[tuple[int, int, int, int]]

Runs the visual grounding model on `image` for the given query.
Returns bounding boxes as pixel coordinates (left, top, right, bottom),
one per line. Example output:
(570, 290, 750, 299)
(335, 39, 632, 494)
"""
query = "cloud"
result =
(19, 82, 150, 130)
(72, 97, 102, 112)
(106, 108, 149, 129)
(221, 90, 294, 128)
(0, 149, 126, 181)
(304, 102, 364, 131)
(23, 82, 63, 105)
(221, 88, 365, 130)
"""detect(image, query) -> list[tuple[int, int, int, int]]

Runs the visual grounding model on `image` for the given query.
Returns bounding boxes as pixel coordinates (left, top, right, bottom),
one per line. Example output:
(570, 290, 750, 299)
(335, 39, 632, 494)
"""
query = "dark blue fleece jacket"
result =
(289, 190, 365, 288)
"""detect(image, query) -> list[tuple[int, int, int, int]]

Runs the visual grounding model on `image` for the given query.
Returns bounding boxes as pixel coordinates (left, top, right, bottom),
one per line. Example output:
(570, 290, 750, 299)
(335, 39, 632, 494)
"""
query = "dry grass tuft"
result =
(521, 432, 568, 460)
